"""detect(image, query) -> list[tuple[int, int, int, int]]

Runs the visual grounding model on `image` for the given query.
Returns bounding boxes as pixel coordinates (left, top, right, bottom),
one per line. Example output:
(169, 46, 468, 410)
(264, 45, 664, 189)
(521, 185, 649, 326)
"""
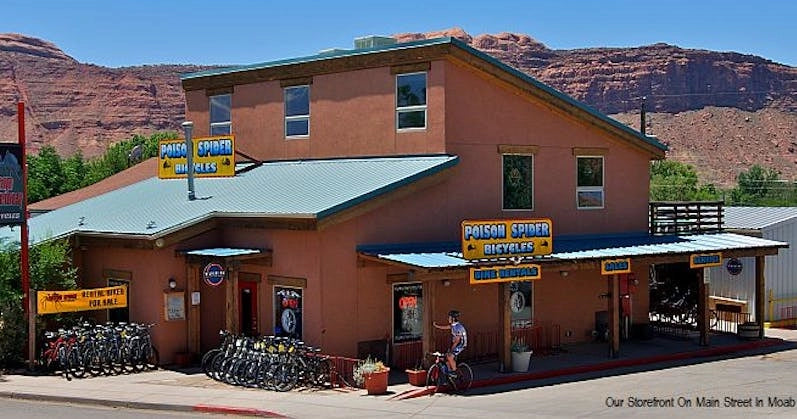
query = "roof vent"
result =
(318, 48, 350, 55)
(354, 35, 397, 49)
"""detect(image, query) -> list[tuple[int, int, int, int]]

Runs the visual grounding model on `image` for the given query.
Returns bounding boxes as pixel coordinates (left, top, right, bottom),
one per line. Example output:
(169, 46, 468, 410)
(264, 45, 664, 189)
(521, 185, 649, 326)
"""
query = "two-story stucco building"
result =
(9, 36, 786, 368)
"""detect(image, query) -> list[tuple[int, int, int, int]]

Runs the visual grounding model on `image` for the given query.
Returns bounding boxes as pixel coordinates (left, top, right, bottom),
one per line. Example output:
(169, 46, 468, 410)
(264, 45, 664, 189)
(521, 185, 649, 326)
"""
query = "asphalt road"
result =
(0, 399, 225, 419)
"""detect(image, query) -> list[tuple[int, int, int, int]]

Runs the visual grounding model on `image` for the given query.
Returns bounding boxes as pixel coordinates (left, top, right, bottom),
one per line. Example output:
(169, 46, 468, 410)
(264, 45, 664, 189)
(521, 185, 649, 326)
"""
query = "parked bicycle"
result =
(425, 351, 473, 394)
(38, 321, 158, 379)
(202, 331, 334, 392)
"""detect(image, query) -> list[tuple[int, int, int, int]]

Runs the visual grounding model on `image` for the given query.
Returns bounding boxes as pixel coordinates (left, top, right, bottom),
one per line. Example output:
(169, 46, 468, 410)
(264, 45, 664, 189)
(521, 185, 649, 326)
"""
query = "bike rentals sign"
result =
(37, 285, 128, 315)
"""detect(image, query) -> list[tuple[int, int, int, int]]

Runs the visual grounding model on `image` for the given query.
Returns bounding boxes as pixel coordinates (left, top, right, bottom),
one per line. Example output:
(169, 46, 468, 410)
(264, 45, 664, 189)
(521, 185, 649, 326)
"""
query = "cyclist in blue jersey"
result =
(434, 310, 467, 376)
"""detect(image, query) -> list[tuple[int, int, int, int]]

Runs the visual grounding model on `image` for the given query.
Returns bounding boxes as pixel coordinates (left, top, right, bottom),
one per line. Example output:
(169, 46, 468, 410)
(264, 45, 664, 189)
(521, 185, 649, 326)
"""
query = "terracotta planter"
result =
(406, 369, 427, 386)
(364, 368, 390, 395)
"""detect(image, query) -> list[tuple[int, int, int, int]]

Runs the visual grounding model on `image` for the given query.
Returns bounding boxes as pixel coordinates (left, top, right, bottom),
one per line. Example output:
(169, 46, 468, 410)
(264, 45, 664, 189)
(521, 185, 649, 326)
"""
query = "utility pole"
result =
(640, 96, 647, 135)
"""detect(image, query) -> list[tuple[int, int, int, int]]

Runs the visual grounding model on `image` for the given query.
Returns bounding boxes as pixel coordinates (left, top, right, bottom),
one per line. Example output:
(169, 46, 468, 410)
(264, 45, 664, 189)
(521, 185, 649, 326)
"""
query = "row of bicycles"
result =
(201, 331, 335, 392)
(38, 321, 159, 380)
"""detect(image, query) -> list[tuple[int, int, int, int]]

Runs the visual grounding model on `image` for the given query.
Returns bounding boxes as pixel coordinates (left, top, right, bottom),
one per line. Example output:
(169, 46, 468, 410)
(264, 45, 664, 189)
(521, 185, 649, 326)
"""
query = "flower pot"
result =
(406, 369, 427, 386)
(364, 368, 390, 395)
(511, 350, 532, 372)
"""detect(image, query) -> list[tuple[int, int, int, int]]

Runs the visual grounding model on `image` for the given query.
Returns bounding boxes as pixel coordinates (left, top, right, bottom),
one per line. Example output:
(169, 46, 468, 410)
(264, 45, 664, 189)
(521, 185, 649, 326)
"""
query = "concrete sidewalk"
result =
(2, 329, 796, 417)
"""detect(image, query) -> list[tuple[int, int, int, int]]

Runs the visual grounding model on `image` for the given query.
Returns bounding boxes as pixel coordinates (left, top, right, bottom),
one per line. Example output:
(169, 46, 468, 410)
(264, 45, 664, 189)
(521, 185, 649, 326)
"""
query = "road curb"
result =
(392, 338, 785, 400)
(193, 403, 285, 417)
(0, 391, 284, 417)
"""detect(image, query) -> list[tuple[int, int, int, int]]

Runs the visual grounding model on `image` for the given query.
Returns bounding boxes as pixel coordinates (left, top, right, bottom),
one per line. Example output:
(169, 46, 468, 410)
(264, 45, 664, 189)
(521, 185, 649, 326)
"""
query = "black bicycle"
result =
(426, 351, 473, 394)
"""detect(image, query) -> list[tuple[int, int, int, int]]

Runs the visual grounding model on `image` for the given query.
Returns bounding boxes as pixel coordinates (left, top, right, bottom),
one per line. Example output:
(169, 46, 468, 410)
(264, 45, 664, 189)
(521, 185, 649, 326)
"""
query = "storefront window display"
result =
(393, 282, 423, 343)
(510, 281, 533, 328)
(274, 286, 302, 339)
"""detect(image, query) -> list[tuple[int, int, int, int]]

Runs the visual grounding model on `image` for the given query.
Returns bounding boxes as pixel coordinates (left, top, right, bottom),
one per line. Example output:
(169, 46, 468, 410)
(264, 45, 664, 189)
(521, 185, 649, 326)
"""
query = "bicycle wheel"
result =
(314, 359, 332, 388)
(453, 363, 473, 393)
(68, 346, 87, 379)
(201, 349, 221, 378)
(144, 345, 159, 370)
(425, 364, 441, 393)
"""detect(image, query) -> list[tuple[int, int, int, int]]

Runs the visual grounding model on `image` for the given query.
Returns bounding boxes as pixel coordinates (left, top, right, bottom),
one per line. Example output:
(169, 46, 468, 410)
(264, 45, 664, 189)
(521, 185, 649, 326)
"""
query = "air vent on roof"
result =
(354, 35, 397, 49)
(318, 48, 350, 55)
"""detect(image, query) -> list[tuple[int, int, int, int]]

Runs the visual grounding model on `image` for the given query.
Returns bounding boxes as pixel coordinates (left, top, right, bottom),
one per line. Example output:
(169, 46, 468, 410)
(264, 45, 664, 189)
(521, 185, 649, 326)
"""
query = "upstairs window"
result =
(284, 85, 310, 137)
(396, 72, 426, 130)
(502, 154, 534, 210)
(209, 94, 231, 135)
(577, 156, 604, 209)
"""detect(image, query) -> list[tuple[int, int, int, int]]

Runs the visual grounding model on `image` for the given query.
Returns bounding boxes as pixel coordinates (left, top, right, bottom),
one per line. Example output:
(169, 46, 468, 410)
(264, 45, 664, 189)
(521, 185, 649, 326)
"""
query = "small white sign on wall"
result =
(191, 291, 201, 306)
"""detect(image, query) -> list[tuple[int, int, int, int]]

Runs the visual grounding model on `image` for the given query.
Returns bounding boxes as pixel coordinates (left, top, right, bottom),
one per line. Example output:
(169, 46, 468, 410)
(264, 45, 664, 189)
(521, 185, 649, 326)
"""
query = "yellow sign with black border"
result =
(469, 263, 542, 284)
(158, 135, 235, 179)
(37, 285, 128, 315)
(690, 252, 722, 268)
(461, 219, 553, 260)
(601, 258, 632, 275)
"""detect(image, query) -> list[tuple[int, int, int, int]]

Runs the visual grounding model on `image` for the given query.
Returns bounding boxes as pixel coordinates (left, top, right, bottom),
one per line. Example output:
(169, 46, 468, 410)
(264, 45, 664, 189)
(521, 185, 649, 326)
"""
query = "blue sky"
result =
(5, 0, 795, 67)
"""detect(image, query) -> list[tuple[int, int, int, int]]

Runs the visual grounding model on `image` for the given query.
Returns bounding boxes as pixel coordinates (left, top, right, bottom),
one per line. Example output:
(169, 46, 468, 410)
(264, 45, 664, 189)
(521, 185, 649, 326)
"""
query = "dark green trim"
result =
(180, 37, 454, 81)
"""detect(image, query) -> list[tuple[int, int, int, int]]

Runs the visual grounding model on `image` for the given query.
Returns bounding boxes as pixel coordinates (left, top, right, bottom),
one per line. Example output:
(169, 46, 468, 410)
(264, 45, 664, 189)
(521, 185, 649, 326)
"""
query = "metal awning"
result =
(358, 232, 788, 271)
(179, 247, 272, 266)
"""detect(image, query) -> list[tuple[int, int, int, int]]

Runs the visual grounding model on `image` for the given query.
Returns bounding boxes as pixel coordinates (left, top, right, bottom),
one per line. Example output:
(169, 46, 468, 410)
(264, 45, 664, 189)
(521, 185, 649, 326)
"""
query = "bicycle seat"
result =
(430, 351, 444, 357)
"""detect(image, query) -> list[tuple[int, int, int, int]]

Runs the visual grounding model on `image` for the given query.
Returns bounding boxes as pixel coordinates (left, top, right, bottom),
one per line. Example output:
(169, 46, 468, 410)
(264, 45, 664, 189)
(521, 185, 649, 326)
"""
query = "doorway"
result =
(239, 281, 258, 336)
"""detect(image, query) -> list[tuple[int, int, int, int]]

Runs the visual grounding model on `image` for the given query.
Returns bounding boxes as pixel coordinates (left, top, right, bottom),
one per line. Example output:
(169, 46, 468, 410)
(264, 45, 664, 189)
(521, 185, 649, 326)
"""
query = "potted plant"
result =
(353, 357, 390, 395)
(405, 359, 427, 387)
(511, 337, 532, 373)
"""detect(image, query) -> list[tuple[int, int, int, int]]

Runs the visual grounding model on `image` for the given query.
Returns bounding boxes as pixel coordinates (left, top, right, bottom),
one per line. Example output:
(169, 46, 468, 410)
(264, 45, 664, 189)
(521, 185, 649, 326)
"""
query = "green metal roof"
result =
(181, 37, 667, 153)
(0, 155, 458, 245)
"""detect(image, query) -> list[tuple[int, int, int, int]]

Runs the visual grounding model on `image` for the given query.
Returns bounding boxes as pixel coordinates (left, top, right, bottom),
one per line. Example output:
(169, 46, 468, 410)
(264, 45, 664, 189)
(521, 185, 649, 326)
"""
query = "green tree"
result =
(650, 160, 719, 201)
(26, 146, 65, 203)
(62, 152, 88, 192)
(0, 238, 78, 366)
(728, 165, 795, 205)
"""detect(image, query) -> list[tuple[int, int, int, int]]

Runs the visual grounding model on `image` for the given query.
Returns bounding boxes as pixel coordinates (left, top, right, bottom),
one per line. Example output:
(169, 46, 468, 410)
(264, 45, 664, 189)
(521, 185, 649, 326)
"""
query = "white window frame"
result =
(501, 153, 534, 211)
(209, 94, 232, 135)
(284, 85, 310, 138)
(395, 72, 427, 131)
(576, 155, 605, 210)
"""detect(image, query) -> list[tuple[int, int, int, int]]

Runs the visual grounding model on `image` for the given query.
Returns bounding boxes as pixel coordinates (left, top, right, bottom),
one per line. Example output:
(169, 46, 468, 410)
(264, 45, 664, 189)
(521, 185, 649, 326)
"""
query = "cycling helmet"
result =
(448, 310, 460, 319)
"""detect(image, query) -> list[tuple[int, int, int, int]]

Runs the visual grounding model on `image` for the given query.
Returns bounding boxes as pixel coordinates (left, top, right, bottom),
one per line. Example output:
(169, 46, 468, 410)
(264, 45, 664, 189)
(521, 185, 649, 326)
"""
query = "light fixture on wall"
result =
(442, 280, 451, 287)
(559, 270, 569, 278)
(168, 277, 177, 289)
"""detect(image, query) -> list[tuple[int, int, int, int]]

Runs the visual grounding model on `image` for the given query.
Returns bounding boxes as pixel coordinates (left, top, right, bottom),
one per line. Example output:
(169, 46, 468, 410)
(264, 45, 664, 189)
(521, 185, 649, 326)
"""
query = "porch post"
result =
(498, 282, 511, 371)
(187, 264, 200, 355)
(422, 278, 436, 362)
(698, 268, 710, 346)
(225, 263, 240, 333)
(608, 274, 620, 358)
(756, 256, 766, 339)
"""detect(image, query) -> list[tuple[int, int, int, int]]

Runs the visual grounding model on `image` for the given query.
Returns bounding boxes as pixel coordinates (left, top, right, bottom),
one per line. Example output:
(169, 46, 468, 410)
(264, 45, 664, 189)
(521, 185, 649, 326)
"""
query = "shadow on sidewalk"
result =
(462, 339, 797, 396)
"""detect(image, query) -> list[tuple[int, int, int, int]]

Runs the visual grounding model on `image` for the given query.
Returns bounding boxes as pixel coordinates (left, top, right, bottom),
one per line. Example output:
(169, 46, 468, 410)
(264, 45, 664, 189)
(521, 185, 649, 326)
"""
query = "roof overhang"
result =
(357, 232, 788, 277)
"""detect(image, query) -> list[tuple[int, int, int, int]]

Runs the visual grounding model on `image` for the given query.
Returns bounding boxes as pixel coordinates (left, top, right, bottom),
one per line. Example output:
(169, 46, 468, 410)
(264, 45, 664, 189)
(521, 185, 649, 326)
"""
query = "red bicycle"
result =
(38, 329, 82, 380)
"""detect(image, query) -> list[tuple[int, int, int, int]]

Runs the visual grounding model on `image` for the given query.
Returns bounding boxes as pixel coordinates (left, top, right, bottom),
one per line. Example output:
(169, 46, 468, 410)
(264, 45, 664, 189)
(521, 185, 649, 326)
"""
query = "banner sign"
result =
(393, 282, 423, 343)
(601, 258, 632, 275)
(158, 135, 235, 179)
(690, 252, 722, 268)
(0, 144, 24, 225)
(469, 263, 542, 284)
(37, 285, 128, 315)
(461, 219, 553, 260)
